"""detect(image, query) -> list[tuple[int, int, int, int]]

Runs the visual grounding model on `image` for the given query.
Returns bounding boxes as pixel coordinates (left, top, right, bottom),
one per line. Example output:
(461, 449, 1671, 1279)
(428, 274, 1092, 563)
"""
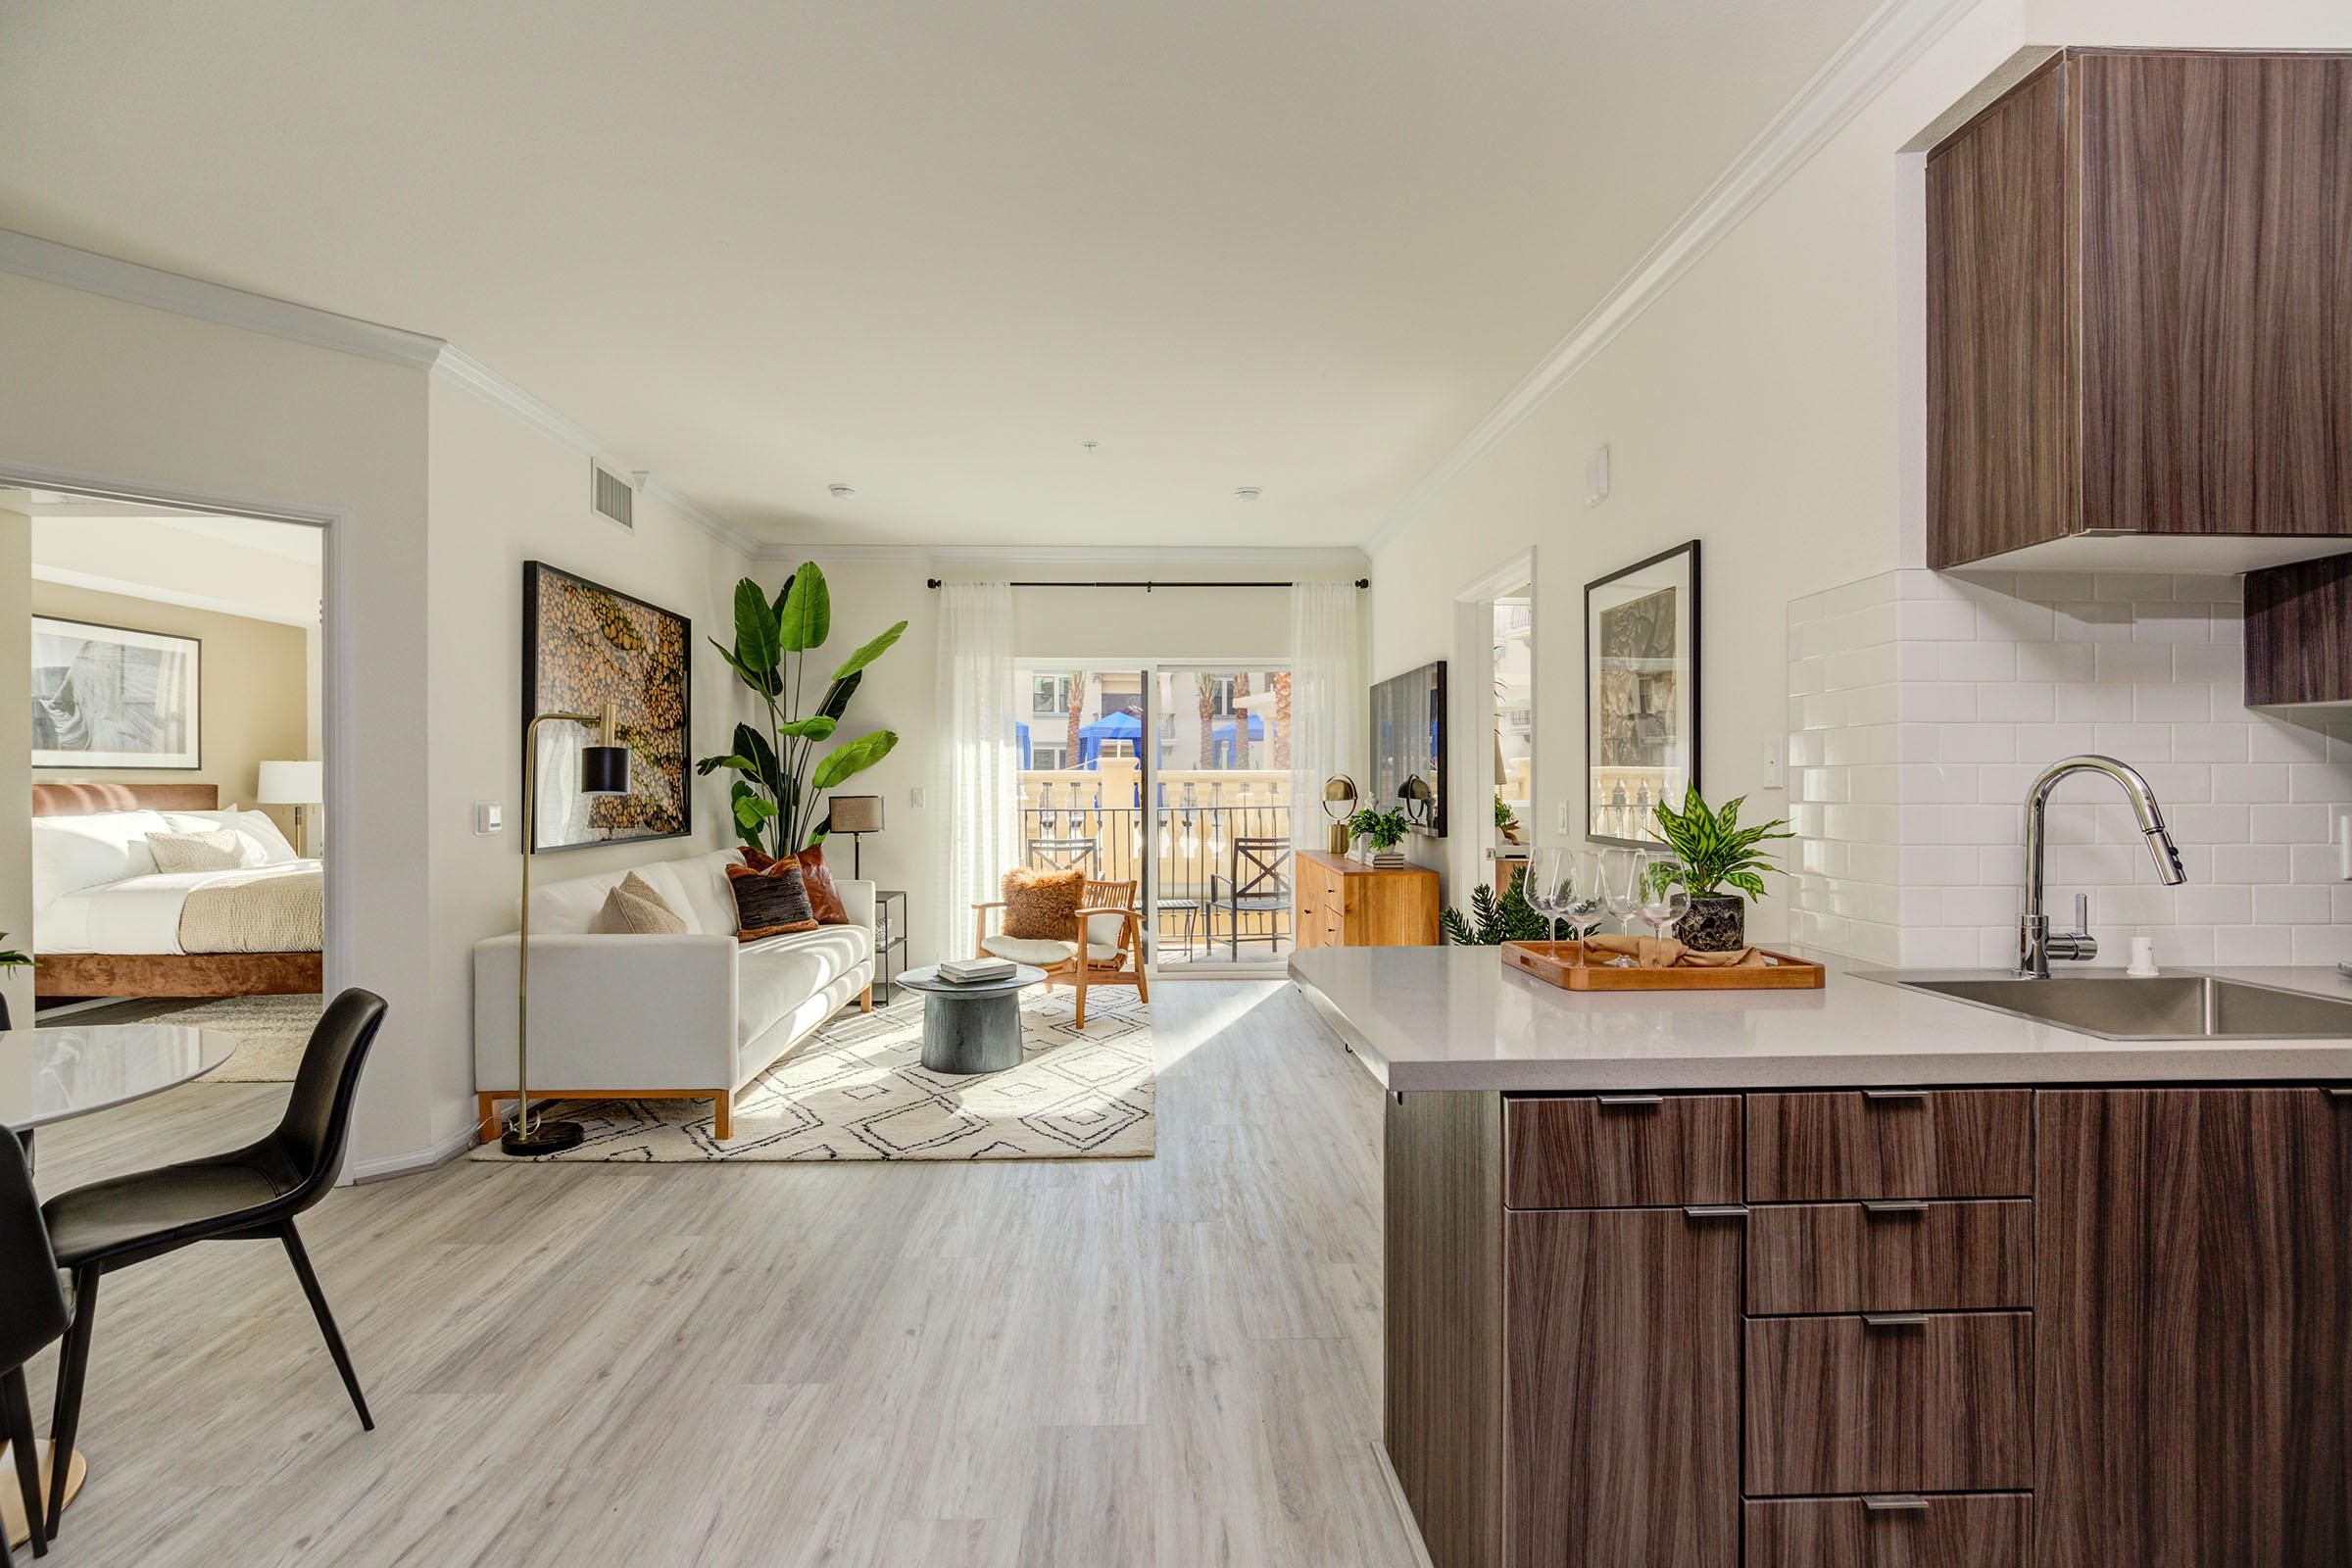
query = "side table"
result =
(872, 890, 910, 1004)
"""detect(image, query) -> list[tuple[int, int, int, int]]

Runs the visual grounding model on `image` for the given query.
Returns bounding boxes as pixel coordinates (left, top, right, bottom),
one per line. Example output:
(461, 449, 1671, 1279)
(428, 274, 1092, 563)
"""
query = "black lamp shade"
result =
(580, 745, 630, 796)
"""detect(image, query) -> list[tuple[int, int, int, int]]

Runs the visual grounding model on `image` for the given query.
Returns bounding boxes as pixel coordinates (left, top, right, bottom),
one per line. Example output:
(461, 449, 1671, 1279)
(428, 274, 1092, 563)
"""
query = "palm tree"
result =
(1271, 671, 1293, 768)
(1064, 669, 1088, 767)
(1231, 672, 1253, 767)
(1195, 674, 1216, 766)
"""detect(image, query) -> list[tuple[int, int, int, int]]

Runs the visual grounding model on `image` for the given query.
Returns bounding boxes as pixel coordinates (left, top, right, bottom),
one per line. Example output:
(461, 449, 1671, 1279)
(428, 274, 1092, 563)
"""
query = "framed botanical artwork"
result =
(523, 562, 691, 852)
(1585, 540, 1698, 848)
(31, 616, 202, 769)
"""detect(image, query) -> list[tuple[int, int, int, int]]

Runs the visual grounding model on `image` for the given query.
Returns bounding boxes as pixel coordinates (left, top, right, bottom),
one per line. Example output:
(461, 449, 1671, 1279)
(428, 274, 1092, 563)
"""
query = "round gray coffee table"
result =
(896, 963, 1046, 1074)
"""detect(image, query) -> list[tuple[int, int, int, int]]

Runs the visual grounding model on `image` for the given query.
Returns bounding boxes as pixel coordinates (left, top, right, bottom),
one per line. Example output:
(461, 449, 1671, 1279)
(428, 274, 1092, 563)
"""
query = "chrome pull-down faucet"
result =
(2017, 755, 2186, 978)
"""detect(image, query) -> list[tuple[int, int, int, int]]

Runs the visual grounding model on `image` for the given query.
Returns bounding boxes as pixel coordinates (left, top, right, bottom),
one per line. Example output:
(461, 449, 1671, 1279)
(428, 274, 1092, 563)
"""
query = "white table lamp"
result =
(258, 760, 325, 854)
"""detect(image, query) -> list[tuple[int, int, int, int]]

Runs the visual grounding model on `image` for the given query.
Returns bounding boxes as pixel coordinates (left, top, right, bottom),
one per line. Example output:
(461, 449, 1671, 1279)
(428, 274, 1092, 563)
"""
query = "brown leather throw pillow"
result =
(742, 843, 847, 924)
(1001, 865, 1085, 942)
(726, 860, 820, 941)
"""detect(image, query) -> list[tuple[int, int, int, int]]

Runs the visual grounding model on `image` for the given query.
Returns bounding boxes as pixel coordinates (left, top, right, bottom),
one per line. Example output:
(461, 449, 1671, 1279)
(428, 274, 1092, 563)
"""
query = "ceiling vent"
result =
(590, 461, 635, 532)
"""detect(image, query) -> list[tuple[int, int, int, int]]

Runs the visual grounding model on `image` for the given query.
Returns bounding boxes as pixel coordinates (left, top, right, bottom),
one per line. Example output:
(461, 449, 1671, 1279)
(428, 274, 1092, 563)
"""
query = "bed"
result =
(32, 782, 323, 1000)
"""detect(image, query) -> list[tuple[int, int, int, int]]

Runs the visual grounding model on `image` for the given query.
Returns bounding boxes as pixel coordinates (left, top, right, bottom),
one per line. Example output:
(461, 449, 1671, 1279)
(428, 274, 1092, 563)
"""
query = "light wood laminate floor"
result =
(26, 981, 1424, 1567)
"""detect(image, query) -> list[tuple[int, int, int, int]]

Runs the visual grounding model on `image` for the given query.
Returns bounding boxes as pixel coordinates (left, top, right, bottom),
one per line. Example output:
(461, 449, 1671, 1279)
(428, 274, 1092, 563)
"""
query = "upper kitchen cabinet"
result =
(1929, 49, 2352, 572)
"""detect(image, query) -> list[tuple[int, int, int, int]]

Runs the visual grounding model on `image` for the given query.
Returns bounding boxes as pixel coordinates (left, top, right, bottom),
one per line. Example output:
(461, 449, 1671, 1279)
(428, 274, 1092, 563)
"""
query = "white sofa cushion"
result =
(529, 847, 741, 935)
(737, 923, 873, 1051)
(982, 935, 1120, 966)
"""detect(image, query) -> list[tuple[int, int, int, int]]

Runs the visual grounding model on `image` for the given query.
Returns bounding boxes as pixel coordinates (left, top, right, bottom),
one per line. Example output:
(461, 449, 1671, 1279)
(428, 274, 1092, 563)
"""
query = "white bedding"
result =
(36, 859, 323, 955)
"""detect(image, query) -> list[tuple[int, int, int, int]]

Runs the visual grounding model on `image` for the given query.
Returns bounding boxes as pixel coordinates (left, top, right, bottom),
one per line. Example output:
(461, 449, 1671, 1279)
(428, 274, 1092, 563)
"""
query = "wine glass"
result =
(1522, 848, 1569, 944)
(1560, 851, 1611, 966)
(1602, 847, 1646, 948)
(1640, 852, 1690, 944)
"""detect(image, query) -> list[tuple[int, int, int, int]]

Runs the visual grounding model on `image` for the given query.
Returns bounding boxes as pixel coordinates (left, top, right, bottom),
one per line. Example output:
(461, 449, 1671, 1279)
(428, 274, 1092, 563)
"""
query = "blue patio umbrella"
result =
(1210, 711, 1266, 765)
(1076, 708, 1144, 764)
(1013, 720, 1032, 767)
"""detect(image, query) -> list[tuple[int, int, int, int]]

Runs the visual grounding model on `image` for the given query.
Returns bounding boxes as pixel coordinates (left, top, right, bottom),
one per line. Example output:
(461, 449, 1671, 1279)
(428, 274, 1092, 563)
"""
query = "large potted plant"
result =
(1650, 785, 1792, 952)
(697, 564, 907, 858)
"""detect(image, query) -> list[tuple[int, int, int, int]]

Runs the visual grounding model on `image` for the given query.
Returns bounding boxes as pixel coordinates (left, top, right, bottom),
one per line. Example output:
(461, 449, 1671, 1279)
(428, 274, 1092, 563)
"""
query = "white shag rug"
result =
(469, 987, 1154, 1163)
(141, 993, 325, 1082)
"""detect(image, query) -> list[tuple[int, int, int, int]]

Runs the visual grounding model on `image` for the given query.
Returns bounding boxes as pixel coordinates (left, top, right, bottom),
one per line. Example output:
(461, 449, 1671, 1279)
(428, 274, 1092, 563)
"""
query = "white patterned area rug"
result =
(142, 993, 324, 1082)
(469, 988, 1154, 1163)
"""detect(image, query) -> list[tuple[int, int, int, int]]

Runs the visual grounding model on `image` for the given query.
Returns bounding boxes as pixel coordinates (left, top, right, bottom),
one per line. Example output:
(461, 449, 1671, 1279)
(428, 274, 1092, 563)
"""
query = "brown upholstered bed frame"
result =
(31, 782, 323, 1000)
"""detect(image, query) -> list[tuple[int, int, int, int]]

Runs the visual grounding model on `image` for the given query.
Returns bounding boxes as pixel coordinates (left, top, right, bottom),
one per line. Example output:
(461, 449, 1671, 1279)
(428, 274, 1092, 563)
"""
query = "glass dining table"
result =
(1, 1021, 237, 1550)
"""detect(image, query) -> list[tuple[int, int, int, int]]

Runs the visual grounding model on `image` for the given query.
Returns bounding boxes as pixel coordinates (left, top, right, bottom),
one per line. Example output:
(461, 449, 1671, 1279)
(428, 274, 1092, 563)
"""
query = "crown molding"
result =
(0, 226, 447, 367)
(1365, 0, 1986, 556)
(641, 475, 762, 557)
(32, 564, 319, 628)
(428, 346, 599, 456)
(759, 540, 1371, 572)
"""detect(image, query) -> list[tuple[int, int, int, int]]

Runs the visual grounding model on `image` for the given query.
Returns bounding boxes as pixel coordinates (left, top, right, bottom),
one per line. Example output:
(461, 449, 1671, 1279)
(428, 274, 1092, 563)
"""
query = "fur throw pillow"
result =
(740, 842, 848, 924)
(590, 871, 687, 935)
(1001, 865, 1086, 942)
(727, 860, 820, 941)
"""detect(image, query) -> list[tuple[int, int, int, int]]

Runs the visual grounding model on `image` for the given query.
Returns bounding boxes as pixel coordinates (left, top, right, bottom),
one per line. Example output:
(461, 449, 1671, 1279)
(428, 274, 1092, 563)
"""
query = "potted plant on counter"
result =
(0, 934, 27, 1029)
(1345, 807, 1410, 868)
(1650, 785, 1792, 952)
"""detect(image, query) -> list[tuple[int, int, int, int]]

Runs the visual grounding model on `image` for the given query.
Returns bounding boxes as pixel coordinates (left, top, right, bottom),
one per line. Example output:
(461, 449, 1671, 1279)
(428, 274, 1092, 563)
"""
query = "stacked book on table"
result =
(937, 957, 1017, 985)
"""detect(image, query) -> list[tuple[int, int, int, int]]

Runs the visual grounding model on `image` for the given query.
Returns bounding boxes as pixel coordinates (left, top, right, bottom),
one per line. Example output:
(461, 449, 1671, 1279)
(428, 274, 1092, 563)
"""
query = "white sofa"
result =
(472, 847, 875, 1141)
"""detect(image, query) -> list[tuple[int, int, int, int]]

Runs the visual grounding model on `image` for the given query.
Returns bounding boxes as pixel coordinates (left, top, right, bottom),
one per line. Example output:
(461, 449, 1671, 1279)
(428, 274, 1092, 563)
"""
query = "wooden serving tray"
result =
(1501, 940, 1826, 991)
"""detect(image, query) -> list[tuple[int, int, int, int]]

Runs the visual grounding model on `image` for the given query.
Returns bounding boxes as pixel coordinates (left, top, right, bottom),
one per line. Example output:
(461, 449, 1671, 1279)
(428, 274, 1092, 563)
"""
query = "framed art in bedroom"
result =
(30, 614, 202, 768)
(523, 562, 692, 852)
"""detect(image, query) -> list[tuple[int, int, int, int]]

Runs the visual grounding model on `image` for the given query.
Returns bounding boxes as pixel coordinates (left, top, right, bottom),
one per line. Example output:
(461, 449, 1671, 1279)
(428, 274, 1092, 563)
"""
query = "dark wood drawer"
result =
(1747, 1090, 2031, 1200)
(1744, 1312, 2032, 1494)
(1504, 1094, 1740, 1208)
(1746, 1200, 2032, 1315)
(1744, 1493, 2031, 1568)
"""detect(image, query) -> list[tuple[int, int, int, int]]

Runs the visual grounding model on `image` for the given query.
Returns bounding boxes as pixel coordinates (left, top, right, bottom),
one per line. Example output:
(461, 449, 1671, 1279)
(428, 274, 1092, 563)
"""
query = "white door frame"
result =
(1452, 548, 1537, 901)
(0, 458, 355, 1053)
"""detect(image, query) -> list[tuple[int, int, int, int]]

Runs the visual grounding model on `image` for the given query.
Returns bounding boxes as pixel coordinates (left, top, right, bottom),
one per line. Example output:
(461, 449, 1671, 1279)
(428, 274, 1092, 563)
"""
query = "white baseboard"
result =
(344, 1122, 475, 1185)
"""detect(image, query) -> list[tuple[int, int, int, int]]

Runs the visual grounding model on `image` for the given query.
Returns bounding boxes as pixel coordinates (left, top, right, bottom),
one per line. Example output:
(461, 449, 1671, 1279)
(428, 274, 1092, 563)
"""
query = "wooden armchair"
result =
(972, 877, 1149, 1026)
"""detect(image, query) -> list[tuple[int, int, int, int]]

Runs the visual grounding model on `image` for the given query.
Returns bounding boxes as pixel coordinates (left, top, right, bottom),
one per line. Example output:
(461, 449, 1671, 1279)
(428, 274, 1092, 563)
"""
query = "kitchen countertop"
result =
(1288, 946, 2352, 1093)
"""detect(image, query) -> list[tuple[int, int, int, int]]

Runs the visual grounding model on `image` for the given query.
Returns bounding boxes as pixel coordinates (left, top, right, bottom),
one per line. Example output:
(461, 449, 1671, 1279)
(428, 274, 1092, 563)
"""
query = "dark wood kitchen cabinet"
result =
(2034, 1089, 2352, 1567)
(1384, 1084, 2352, 1568)
(1929, 48, 2352, 569)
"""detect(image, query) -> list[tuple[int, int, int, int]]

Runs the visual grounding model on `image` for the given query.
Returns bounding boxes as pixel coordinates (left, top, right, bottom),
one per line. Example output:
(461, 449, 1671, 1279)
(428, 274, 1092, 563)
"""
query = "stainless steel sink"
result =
(1867, 971, 2352, 1040)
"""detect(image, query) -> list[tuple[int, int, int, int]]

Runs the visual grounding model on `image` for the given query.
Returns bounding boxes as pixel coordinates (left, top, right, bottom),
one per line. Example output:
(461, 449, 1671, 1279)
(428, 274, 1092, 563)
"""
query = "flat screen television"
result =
(1370, 660, 1446, 838)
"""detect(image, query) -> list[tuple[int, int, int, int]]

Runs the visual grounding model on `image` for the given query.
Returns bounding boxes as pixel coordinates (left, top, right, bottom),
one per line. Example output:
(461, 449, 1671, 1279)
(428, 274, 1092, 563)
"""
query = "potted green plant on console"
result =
(1345, 807, 1410, 868)
(1650, 784, 1793, 952)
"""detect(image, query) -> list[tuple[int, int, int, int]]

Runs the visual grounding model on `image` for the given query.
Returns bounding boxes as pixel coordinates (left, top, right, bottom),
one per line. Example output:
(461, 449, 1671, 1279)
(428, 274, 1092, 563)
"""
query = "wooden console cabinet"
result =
(1293, 850, 1439, 949)
(1387, 1084, 2352, 1567)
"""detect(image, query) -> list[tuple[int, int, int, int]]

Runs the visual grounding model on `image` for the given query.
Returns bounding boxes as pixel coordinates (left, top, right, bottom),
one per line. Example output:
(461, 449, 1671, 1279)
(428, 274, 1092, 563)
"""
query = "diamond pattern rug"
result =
(467, 987, 1153, 1163)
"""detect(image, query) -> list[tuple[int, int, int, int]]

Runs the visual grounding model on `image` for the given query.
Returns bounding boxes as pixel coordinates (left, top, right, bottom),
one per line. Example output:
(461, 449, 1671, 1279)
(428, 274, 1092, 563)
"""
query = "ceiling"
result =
(0, 0, 1878, 550)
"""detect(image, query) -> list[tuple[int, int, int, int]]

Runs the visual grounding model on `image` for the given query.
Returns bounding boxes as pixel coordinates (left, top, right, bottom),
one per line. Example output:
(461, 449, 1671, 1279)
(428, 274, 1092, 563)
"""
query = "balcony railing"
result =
(1017, 767, 1293, 962)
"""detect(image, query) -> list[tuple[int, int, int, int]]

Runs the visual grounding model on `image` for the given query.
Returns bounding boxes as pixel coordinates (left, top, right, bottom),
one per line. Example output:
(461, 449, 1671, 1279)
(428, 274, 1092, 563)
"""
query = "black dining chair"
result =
(39, 988, 387, 1537)
(2, 1132, 69, 1562)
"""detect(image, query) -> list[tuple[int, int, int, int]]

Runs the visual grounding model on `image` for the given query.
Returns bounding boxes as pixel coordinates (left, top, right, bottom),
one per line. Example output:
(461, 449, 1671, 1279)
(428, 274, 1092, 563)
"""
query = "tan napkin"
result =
(1583, 934, 1765, 968)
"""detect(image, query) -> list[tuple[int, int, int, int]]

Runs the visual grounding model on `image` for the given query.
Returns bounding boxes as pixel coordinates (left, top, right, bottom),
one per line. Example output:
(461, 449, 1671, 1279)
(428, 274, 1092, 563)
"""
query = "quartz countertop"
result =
(1288, 946, 2352, 1093)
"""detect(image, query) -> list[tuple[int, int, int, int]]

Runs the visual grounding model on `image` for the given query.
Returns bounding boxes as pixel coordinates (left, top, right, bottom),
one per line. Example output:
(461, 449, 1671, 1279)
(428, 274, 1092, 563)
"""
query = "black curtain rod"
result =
(925, 577, 1369, 590)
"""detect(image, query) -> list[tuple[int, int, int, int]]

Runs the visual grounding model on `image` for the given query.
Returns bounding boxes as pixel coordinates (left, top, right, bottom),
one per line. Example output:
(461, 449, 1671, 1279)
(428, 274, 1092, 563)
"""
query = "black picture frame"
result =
(522, 561, 693, 853)
(30, 614, 204, 770)
(1584, 539, 1699, 848)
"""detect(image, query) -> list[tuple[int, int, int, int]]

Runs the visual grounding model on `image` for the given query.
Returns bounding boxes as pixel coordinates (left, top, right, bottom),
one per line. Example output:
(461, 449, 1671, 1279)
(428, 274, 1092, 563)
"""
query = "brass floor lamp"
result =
(505, 701, 629, 1156)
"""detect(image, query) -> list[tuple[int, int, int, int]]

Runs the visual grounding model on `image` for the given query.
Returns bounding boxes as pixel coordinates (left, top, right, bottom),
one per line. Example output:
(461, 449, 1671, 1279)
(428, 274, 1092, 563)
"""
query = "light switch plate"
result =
(1760, 741, 1784, 790)
(910, 787, 927, 808)
(474, 801, 504, 836)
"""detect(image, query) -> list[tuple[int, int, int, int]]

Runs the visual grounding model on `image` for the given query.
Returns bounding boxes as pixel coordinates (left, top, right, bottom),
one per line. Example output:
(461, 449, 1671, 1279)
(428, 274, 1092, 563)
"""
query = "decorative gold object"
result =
(1320, 774, 1358, 855)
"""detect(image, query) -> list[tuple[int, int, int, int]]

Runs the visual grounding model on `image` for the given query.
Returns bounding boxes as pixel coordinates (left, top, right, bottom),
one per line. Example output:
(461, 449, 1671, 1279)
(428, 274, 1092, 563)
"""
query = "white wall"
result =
(0, 506, 28, 1025)
(1366, 0, 2352, 927)
(423, 380, 760, 1154)
(0, 268, 437, 1166)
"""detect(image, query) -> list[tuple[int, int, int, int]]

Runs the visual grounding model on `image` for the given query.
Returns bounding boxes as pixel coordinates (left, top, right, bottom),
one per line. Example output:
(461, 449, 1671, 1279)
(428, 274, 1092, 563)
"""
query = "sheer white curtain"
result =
(1287, 581, 1365, 852)
(934, 581, 1020, 960)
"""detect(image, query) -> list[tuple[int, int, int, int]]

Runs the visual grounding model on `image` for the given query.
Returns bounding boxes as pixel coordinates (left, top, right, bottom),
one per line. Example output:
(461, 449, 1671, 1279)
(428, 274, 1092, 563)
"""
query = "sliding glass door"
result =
(1010, 660, 1295, 973)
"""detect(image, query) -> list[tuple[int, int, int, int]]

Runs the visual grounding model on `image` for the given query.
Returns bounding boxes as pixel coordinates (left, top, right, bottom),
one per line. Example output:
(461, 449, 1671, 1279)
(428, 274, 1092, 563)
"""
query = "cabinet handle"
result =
(1861, 1494, 1931, 1512)
(1861, 1313, 1931, 1330)
(1861, 1200, 1930, 1215)
(2327, 1087, 2352, 1099)
(1683, 1204, 1749, 1220)
(1862, 1089, 1930, 1102)
(1596, 1095, 1665, 1108)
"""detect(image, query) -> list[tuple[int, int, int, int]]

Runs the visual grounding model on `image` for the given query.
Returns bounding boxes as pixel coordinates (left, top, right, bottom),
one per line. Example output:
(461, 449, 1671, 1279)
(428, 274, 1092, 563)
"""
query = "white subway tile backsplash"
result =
(1788, 567, 2352, 969)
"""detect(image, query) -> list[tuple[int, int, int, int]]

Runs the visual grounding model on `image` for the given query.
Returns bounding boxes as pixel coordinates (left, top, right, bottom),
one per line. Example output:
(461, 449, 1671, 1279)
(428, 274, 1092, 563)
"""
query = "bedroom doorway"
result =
(4, 481, 330, 1081)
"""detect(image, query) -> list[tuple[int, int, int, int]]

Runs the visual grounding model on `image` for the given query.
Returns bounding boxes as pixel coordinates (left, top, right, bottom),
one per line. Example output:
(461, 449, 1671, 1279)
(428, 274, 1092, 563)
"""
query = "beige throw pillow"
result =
(146, 829, 260, 873)
(591, 871, 688, 934)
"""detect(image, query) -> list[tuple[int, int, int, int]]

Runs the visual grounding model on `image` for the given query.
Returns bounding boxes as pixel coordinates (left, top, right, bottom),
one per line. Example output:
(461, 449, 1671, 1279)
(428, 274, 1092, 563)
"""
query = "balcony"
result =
(1019, 766, 1293, 965)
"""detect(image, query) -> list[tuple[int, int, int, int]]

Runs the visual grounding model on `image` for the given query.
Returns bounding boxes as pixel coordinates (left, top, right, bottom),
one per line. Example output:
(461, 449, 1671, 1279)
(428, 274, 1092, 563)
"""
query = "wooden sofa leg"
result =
(860, 983, 873, 1013)
(476, 1094, 503, 1145)
(712, 1092, 733, 1141)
